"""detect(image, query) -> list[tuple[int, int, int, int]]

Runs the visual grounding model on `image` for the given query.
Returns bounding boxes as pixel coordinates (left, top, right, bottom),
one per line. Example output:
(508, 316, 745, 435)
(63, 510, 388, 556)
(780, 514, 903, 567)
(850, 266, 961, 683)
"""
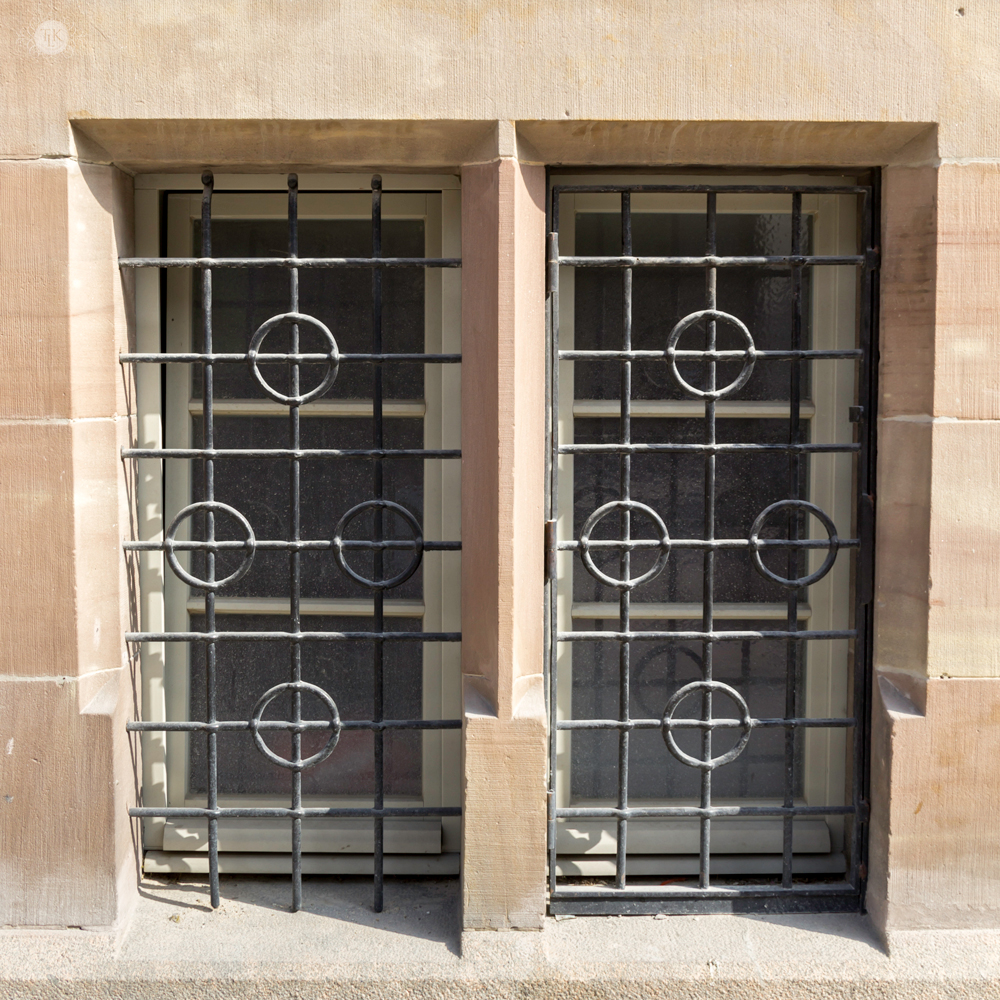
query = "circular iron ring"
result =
(661, 680, 753, 771)
(164, 501, 256, 591)
(249, 680, 342, 771)
(333, 500, 424, 590)
(666, 309, 756, 400)
(247, 311, 340, 406)
(749, 499, 840, 589)
(578, 500, 671, 591)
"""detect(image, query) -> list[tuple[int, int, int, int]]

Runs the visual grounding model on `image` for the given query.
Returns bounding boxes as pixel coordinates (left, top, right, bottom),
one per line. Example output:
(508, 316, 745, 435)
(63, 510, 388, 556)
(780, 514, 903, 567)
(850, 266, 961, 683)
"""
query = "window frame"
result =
(130, 174, 463, 884)
(544, 170, 879, 914)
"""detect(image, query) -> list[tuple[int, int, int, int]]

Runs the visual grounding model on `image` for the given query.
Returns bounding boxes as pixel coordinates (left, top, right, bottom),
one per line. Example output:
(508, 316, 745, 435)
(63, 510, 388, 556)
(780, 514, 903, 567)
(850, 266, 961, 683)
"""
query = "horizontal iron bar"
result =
(556, 804, 854, 819)
(557, 716, 855, 731)
(124, 539, 462, 552)
(119, 256, 462, 269)
(124, 448, 461, 460)
(127, 718, 461, 732)
(126, 630, 462, 642)
(121, 352, 462, 364)
(558, 629, 855, 642)
(560, 349, 861, 361)
(548, 895, 861, 915)
(558, 538, 858, 551)
(558, 254, 863, 268)
(560, 442, 860, 454)
(549, 882, 856, 901)
(130, 806, 462, 818)
(551, 183, 868, 195)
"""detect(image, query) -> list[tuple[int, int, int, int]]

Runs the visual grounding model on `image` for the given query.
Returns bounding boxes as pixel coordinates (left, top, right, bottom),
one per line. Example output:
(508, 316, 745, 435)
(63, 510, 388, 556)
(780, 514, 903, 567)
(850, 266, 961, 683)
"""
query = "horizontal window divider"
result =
(120, 352, 462, 365)
(573, 399, 816, 420)
(560, 442, 860, 455)
(118, 256, 462, 269)
(556, 805, 854, 819)
(126, 540, 459, 553)
(185, 597, 426, 618)
(551, 183, 868, 195)
(557, 716, 855, 731)
(127, 718, 461, 733)
(126, 630, 462, 643)
(558, 254, 863, 268)
(560, 539, 857, 552)
(558, 629, 855, 642)
(122, 447, 461, 460)
(130, 806, 463, 819)
(190, 398, 425, 419)
(560, 349, 861, 361)
(571, 602, 811, 620)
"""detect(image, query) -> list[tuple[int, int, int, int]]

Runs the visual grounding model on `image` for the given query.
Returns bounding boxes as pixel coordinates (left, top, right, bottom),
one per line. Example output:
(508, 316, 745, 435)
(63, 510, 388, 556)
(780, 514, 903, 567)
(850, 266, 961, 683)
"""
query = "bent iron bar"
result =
(119, 173, 462, 913)
(546, 180, 878, 914)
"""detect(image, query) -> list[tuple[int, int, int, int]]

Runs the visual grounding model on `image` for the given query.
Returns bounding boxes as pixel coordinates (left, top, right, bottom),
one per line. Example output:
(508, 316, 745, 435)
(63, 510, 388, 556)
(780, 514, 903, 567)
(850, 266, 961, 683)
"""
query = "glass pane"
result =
(569, 209, 814, 804)
(188, 615, 422, 798)
(193, 219, 425, 400)
(573, 212, 812, 402)
(184, 217, 427, 800)
(569, 620, 802, 801)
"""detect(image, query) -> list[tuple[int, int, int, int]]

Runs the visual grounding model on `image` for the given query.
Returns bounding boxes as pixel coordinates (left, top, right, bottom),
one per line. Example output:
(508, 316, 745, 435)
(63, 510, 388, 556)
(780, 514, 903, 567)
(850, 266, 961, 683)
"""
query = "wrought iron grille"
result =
(120, 173, 461, 913)
(546, 178, 878, 914)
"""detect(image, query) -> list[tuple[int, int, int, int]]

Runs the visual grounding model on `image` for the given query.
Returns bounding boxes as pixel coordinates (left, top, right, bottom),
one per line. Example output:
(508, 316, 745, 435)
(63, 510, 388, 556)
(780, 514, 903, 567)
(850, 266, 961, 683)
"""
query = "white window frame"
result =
(552, 173, 858, 878)
(133, 175, 462, 875)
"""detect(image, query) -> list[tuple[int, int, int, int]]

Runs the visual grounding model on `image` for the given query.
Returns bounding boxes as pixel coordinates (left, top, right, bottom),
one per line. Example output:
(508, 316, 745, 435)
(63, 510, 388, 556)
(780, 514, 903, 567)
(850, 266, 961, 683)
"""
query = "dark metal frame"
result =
(545, 177, 879, 915)
(120, 173, 462, 913)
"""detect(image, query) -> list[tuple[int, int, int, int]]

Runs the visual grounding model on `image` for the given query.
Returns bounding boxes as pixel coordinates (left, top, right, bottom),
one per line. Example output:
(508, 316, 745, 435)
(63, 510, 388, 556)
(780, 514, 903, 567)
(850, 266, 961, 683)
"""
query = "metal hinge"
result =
(544, 519, 557, 582)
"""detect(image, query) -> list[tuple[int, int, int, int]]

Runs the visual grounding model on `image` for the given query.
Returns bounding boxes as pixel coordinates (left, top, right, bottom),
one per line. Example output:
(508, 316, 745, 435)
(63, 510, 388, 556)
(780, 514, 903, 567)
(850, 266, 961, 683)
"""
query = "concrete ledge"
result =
(2, 876, 1000, 998)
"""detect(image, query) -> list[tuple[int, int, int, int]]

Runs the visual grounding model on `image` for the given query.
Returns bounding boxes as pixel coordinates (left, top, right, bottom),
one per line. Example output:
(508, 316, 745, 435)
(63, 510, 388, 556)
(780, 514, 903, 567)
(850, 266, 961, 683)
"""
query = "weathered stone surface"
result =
(2, 876, 1000, 998)
(460, 157, 548, 928)
(868, 675, 1000, 934)
(2, 3, 999, 160)
(934, 164, 1000, 420)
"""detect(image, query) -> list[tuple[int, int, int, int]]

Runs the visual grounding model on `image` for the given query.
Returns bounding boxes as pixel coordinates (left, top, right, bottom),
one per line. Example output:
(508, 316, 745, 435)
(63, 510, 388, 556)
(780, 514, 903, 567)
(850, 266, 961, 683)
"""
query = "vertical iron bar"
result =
(700, 192, 717, 890)
(616, 193, 632, 890)
(852, 183, 876, 894)
(547, 222, 561, 897)
(783, 192, 804, 889)
(371, 175, 385, 913)
(200, 171, 220, 910)
(287, 174, 304, 912)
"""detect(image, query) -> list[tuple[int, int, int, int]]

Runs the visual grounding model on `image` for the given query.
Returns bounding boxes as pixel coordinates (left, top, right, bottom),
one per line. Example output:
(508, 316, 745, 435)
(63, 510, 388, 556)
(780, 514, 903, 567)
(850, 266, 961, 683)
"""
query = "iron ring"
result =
(247, 311, 340, 406)
(749, 499, 840, 589)
(661, 680, 753, 771)
(666, 309, 756, 399)
(333, 500, 424, 590)
(578, 500, 670, 591)
(249, 681, 342, 772)
(164, 501, 256, 592)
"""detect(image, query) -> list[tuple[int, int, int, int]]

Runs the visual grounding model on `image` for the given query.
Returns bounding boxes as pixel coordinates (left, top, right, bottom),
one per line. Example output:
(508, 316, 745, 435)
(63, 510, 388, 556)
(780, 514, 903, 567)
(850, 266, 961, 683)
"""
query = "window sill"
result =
(2, 876, 1000, 997)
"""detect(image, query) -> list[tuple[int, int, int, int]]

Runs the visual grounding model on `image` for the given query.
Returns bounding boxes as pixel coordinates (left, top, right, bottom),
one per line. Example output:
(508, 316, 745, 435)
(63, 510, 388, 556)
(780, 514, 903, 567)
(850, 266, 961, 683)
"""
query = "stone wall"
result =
(1, 0, 1000, 940)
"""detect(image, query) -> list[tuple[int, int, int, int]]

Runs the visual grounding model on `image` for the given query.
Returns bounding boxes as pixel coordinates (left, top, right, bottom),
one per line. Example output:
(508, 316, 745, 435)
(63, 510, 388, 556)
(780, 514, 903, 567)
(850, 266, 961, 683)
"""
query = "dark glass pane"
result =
(573, 212, 812, 402)
(572, 417, 807, 605)
(189, 417, 424, 601)
(189, 615, 422, 797)
(569, 621, 803, 801)
(569, 208, 815, 806)
(183, 215, 428, 801)
(192, 219, 425, 400)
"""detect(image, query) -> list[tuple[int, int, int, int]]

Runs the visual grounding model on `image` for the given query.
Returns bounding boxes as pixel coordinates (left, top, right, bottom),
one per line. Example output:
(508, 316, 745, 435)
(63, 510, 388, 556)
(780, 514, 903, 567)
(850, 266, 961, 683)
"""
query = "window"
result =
(123, 173, 462, 912)
(546, 174, 877, 913)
